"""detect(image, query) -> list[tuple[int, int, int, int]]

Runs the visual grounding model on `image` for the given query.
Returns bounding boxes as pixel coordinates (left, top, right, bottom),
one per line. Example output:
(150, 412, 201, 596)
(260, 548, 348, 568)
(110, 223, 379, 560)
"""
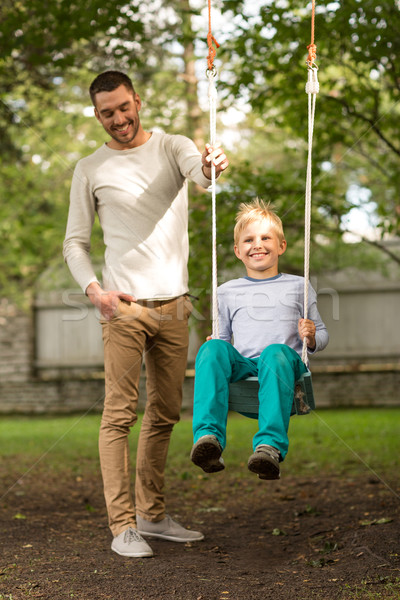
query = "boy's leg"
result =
(192, 339, 256, 449)
(253, 344, 307, 459)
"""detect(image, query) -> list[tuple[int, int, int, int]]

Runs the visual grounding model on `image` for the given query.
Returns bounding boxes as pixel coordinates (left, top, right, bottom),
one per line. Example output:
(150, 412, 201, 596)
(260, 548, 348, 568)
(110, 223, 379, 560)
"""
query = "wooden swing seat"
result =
(228, 371, 315, 417)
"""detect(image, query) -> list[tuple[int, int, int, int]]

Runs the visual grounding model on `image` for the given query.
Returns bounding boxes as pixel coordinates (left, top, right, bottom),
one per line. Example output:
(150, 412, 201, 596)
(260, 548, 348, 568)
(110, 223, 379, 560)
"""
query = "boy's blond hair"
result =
(234, 198, 285, 245)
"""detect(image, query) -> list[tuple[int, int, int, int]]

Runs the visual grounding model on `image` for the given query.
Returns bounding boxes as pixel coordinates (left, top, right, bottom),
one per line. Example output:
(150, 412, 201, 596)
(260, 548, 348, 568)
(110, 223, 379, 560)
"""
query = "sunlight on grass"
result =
(169, 408, 399, 483)
(285, 408, 399, 477)
(0, 408, 398, 483)
(339, 576, 400, 600)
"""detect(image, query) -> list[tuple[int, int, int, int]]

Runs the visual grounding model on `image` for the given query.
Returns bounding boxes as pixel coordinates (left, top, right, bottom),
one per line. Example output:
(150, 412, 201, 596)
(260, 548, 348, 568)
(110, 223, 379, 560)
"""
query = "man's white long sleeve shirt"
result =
(63, 131, 211, 299)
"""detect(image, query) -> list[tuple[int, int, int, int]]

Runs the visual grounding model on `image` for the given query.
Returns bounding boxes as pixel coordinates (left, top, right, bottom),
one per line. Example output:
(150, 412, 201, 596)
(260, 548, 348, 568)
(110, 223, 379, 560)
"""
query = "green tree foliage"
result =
(0, 0, 398, 327)
(218, 0, 400, 241)
(188, 0, 400, 331)
(0, 1, 205, 306)
(0, 1, 145, 156)
(0, 74, 104, 304)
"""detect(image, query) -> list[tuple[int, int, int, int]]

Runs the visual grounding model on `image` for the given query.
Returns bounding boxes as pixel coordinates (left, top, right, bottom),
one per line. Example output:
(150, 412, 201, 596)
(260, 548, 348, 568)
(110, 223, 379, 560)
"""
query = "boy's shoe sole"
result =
(247, 445, 280, 480)
(190, 435, 225, 473)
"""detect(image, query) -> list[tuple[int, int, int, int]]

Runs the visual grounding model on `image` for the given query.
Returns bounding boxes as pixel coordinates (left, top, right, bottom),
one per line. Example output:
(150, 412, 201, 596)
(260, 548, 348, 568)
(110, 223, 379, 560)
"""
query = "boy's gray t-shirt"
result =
(217, 273, 329, 359)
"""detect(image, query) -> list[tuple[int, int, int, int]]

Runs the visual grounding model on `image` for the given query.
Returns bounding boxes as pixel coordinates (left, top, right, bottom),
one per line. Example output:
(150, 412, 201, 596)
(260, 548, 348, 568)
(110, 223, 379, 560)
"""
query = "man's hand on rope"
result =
(201, 142, 229, 179)
(298, 318, 316, 351)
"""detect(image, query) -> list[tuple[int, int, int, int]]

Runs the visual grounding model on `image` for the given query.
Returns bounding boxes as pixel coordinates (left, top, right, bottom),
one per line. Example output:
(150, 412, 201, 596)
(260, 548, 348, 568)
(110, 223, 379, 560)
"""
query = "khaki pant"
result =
(99, 295, 192, 537)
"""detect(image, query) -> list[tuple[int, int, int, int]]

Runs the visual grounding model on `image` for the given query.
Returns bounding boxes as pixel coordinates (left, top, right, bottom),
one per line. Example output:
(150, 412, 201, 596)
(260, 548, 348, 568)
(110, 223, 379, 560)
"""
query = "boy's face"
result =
(234, 218, 287, 279)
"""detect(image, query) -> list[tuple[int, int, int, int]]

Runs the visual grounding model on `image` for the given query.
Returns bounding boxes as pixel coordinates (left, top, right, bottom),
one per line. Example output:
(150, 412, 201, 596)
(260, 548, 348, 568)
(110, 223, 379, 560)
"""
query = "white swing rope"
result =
(208, 68, 320, 351)
(302, 65, 319, 366)
(208, 68, 219, 339)
(207, 2, 319, 360)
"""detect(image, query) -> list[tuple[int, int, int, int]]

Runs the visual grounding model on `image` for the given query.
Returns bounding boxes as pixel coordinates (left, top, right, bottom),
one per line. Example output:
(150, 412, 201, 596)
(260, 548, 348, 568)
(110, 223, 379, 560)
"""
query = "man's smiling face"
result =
(94, 84, 143, 150)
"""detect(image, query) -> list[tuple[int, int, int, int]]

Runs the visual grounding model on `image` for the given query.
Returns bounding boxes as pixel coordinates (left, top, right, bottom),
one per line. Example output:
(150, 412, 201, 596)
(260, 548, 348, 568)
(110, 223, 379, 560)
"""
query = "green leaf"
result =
(272, 528, 287, 536)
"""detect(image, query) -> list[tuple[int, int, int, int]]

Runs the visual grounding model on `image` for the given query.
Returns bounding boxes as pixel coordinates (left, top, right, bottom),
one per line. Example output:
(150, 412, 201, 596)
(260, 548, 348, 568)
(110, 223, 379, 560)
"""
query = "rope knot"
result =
(207, 32, 220, 72)
(306, 43, 317, 66)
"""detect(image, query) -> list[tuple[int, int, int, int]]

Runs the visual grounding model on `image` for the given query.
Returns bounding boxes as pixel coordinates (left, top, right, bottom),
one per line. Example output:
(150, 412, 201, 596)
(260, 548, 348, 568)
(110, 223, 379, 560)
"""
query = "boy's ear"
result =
(233, 244, 241, 260)
(279, 239, 287, 256)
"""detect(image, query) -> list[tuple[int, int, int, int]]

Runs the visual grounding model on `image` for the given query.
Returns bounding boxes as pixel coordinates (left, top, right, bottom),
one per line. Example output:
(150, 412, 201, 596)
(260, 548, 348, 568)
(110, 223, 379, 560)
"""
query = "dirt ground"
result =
(1, 464, 399, 600)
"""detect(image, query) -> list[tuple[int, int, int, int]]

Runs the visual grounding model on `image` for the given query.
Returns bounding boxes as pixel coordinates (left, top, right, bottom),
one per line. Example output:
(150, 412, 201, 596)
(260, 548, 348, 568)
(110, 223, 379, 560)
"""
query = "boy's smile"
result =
(234, 218, 287, 279)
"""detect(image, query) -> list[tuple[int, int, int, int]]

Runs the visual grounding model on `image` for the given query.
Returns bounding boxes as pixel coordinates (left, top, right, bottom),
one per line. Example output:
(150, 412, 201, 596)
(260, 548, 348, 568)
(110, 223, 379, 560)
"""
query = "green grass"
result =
(284, 407, 399, 477)
(0, 408, 398, 600)
(0, 407, 398, 481)
(339, 577, 400, 600)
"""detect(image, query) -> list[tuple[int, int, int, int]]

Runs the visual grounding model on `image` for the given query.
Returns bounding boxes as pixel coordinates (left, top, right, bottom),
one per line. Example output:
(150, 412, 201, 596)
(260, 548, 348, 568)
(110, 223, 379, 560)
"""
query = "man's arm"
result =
(63, 163, 99, 292)
(201, 142, 229, 180)
(170, 135, 228, 187)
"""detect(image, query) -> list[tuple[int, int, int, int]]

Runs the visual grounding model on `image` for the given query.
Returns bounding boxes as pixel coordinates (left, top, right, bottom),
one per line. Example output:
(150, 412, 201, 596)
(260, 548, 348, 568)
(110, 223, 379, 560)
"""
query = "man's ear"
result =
(134, 93, 142, 112)
(94, 107, 101, 123)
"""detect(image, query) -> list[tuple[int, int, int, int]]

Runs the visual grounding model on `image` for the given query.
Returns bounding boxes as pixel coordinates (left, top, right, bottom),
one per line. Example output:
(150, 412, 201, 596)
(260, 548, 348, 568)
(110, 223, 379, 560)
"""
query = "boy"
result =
(190, 199, 328, 480)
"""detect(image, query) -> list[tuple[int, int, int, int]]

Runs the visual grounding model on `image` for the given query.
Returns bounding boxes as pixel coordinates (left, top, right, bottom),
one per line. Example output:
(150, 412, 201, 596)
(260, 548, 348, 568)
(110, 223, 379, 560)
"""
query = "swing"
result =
(229, 372, 315, 417)
(206, 0, 319, 418)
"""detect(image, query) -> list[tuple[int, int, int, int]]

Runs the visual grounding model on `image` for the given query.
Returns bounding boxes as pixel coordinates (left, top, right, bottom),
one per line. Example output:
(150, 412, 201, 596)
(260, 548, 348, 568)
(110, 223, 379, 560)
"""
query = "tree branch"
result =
(358, 237, 400, 265)
(338, 227, 400, 265)
(353, 142, 392, 180)
(326, 96, 400, 158)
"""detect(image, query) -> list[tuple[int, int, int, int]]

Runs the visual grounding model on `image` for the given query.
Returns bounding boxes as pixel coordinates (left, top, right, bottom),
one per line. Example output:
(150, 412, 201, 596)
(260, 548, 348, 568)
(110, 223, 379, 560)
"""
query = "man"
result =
(63, 70, 229, 557)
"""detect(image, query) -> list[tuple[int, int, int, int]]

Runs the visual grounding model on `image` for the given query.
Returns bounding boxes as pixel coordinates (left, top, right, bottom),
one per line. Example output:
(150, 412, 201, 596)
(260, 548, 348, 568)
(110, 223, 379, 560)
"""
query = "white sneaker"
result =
(136, 514, 204, 543)
(111, 527, 153, 557)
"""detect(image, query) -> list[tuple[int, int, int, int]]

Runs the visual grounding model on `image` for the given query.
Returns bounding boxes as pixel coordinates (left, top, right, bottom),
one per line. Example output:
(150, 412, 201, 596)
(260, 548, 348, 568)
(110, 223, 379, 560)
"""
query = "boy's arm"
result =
(216, 288, 233, 343)
(304, 285, 329, 353)
(298, 318, 316, 350)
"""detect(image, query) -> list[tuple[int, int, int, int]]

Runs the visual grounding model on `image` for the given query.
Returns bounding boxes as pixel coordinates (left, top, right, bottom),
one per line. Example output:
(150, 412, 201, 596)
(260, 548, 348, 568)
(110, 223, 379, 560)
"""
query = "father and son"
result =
(63, 70, 328, 558)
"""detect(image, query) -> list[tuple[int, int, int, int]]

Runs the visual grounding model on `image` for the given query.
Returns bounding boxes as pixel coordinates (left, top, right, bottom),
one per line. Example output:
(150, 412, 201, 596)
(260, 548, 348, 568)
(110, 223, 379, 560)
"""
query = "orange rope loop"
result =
(207, 0, 220, 73)
(306, 0, 317, 66)
(307, 43, 317, 66)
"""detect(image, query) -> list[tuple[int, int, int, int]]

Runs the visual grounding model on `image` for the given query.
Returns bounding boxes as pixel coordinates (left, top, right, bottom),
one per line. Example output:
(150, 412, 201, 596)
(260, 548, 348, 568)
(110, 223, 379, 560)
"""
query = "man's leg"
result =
(99, 301, 147, 538)
(135, 296, 192, 522)
(133, 296, 204, 543)
(192, 339, 256, 450)
(253, 344, 307, 459)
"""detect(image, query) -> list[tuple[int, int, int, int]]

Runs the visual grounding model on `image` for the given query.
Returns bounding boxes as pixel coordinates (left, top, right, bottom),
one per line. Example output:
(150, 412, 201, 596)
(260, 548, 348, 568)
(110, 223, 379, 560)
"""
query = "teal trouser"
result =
(192, 340, 308, 459)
